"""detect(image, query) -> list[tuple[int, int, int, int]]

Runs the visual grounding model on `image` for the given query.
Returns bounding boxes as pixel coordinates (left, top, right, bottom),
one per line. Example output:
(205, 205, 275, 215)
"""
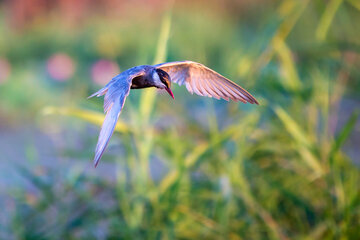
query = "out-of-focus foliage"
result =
(1, 0, 360, 239)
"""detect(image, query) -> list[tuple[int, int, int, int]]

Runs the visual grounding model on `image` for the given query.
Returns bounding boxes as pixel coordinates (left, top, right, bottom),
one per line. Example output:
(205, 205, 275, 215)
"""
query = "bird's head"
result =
(153, 68, 174, 99)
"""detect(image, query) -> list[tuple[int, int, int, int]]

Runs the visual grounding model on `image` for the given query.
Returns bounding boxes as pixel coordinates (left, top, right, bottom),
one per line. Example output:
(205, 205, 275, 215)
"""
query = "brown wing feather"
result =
(155, 61, 258, 104)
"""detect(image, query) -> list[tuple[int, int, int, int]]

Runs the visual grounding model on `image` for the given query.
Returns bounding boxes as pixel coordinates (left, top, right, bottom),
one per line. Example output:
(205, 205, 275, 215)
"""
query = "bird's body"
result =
(129, 65, 158, 89)
(89, 61, 258, 167)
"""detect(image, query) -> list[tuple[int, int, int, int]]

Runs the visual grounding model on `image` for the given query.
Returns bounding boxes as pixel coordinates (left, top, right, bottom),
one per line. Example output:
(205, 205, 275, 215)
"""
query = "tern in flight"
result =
(89, 61, 259, 167)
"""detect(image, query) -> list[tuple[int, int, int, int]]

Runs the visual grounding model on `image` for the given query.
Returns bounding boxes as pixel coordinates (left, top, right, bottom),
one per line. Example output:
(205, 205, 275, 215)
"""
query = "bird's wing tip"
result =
(252, 98, 259, 105)
(88, 87, 108, 99)
(88, 92, 101, 99)
(87, 94, 96, 99)
(93, 154, 101, 168)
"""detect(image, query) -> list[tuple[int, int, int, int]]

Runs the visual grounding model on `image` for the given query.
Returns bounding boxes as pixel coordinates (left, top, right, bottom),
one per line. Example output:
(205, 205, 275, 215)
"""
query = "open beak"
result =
(165, 87, 174, 99)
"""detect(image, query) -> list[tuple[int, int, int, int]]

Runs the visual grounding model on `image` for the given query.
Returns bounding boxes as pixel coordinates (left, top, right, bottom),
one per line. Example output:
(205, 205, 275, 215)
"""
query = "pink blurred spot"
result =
(0, 58, 11, 85)
(47, 53, 75, 81)
(91, 59, 120, 86)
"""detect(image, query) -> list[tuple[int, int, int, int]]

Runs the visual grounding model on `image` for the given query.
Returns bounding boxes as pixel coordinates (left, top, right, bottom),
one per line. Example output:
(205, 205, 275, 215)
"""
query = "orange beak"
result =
(165, 87, 174, 99)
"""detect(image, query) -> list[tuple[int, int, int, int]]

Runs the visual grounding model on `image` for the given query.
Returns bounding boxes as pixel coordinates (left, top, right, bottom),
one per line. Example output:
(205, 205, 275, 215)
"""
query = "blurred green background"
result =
(1, 0, 360, 239)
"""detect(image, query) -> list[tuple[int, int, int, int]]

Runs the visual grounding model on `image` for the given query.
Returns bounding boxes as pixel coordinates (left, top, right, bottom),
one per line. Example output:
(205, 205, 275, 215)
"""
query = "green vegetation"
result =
(1, 0, 360, 239)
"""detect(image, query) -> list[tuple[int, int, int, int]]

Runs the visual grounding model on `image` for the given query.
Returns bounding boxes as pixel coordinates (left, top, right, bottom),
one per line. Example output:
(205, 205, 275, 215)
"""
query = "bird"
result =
(89, 61, 259, 167)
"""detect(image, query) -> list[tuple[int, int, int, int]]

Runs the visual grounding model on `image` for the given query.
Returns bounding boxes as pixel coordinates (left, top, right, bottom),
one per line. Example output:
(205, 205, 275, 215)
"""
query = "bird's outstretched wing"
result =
(88, 69, 145, 167)
(155, 61, 258, 104)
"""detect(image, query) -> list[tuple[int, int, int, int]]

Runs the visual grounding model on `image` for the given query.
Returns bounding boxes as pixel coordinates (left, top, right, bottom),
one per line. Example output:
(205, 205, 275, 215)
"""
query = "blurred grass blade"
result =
(298, 145, 324, 177)
(134, 12, 172, 189)
(316, 0, 343, 42)
(274, 106, 323, 176)
(160, 113, 260, 194)
(153, 12, 172, 65)
(274, 106, 310, 148)
(139, 12, 172, 123)
(330, 110, 359, 157)
(177, 205, 219, 231)
(42, 106, 130, 133)
(184, 142, 209, 168)
(16, 165, 54, 203)
(275, 0, 309, 40)
(159, 142, 209, 193)
(273, 36, 302, 90)
(347, 0, 360, 11)
(252, 0, 309, 76)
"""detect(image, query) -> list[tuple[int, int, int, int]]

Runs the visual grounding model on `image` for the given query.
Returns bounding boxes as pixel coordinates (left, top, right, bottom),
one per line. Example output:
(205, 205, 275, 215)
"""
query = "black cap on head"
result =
(155, 69, 171, 88)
